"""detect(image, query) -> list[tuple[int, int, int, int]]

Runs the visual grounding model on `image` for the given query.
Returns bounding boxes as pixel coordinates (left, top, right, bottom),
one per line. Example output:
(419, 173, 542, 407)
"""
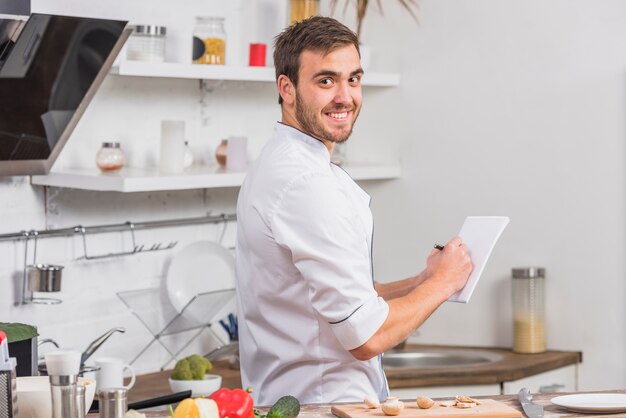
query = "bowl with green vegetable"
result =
(169, 354, 221, 396)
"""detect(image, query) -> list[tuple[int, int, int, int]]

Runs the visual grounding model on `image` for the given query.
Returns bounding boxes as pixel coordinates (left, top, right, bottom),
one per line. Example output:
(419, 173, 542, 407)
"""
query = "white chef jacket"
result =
(235, 123, 389, 406)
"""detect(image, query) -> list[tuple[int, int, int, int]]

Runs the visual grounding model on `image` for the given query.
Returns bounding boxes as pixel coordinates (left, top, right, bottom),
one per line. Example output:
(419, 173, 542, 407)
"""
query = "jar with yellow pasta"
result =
(192, 17, 226, 65)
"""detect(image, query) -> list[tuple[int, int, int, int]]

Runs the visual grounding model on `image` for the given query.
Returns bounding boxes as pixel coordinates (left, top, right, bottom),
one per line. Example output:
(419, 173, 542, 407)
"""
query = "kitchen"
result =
(1, 0, 625, 417)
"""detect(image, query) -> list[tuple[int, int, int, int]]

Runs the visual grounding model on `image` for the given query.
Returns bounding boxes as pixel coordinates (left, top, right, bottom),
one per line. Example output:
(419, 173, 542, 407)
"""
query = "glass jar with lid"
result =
(289, 0, 319, 24)
(96, 142, 125, 172)
(126, 25, 166, 62)
(192, 17, 226, 65)
(512, 267, 546, 353)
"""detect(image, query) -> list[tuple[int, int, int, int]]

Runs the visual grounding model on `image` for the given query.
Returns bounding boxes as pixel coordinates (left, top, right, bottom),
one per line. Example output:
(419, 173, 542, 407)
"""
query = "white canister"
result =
(226, 136, 247, 171)
(159, 121, 186, 174)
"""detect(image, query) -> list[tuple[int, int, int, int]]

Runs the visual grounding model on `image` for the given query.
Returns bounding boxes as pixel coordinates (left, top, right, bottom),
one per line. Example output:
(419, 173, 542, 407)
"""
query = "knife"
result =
(518, 387, 544, 418)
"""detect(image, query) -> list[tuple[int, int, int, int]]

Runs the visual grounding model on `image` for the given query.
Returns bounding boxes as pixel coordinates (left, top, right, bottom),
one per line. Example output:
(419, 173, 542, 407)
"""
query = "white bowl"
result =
(168, 374, 222, 397)
(16, 376, 96, 418)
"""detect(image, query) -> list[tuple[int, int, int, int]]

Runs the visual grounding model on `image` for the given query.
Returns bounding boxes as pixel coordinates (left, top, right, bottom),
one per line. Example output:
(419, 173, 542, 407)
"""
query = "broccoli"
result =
(171, 355, 213, 380)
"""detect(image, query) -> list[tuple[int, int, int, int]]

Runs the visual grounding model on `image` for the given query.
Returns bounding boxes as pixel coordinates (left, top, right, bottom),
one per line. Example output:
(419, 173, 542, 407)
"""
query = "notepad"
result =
(447, 216, 510, 303)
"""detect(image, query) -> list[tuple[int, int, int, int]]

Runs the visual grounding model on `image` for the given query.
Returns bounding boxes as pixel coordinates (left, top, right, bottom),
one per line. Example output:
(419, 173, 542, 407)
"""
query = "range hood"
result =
(0, 12, 129, 176)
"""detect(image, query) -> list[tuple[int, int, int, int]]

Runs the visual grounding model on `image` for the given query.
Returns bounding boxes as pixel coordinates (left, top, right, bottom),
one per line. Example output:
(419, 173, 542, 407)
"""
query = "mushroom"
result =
(416, 396, 434, 409)
(363, 395, 380, 409)
(381, 397, 404, 416)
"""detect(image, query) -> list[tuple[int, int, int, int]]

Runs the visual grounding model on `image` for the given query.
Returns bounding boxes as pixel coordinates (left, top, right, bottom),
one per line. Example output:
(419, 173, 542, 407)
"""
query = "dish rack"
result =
(117, 287, 235, 369)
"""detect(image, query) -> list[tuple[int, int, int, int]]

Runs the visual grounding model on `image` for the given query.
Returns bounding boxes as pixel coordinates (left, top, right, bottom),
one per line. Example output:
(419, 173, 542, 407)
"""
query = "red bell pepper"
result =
(209, 388, 254, 418)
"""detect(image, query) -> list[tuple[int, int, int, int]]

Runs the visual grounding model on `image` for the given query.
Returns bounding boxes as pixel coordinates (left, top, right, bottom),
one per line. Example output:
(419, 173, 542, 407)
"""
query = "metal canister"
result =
(50, 375, 78, 418)
(512, 267, 546, 353)
(76, 384, 86, 418)
(98, 387, 127, 418)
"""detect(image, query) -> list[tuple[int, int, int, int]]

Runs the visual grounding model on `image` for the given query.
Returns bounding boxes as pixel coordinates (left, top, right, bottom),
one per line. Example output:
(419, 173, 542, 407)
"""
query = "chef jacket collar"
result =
(276, 122, 332, 163)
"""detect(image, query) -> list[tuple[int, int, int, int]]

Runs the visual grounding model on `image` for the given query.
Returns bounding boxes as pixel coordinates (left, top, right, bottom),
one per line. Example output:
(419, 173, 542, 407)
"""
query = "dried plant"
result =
(330, 0, 419, 40)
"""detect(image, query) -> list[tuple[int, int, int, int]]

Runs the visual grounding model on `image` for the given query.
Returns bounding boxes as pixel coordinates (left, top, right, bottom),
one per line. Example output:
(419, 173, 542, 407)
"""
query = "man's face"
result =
(291, 45, 363, 144)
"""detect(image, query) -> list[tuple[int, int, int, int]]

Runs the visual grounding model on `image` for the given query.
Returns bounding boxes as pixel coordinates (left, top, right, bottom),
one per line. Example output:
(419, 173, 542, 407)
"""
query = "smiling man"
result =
(235, 16, 472, 405)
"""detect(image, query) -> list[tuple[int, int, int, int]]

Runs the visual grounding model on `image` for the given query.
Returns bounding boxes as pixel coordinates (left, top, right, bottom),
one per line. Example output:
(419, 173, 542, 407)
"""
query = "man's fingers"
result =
(447, 236, 463, 248)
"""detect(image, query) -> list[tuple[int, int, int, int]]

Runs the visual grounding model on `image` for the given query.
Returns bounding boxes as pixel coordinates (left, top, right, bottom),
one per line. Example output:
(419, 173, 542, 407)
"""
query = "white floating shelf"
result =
(31, 162, 401, 192)
(110, 61, 400, 87)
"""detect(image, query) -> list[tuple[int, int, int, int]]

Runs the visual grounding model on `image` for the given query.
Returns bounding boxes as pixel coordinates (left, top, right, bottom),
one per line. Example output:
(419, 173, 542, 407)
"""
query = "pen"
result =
(434, 244, 445, 251)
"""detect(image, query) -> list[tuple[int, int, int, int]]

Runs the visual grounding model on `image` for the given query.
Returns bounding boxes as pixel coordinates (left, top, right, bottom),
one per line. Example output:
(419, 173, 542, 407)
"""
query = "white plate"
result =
(551, 393, 626, 413)
(166, 241, 235, 322)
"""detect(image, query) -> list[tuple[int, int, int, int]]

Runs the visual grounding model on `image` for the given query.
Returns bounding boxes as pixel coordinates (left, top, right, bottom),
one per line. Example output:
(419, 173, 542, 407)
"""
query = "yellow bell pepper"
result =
(173, 398, 220, 418)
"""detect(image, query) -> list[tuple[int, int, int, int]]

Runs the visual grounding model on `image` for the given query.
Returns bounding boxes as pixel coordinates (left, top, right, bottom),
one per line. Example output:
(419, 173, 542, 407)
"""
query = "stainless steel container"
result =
(27, 264, 63, 292)
(76, 384, 86, 418)
(50, 375, 78, 418)
(98, 387, 127, 418)
(512, 267, 546, 353)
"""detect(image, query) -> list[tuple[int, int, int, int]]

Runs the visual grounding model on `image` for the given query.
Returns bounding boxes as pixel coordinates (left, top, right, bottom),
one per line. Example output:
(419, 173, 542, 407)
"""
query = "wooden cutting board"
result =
(331, 399, 522, 418)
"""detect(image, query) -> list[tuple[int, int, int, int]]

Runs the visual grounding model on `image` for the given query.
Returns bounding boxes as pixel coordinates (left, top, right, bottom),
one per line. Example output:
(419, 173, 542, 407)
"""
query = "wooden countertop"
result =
(385, 344, 582, 388)
(97, 390, 626, 417)
(127, 345, 582, 403)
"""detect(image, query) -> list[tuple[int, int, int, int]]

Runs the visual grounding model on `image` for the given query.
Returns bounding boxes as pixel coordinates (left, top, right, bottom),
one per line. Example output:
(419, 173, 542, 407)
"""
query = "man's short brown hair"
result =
(273, 16, 360, 104)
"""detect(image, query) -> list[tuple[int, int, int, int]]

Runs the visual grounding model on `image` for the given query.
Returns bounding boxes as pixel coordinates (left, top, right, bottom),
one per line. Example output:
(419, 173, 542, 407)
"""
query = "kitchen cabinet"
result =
(31, 62, 402, 192)
(502, 364, 578, 394)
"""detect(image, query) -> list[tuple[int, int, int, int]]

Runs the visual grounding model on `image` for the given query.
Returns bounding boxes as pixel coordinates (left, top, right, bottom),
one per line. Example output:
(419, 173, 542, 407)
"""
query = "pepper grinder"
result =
(45, 350, 81, 418)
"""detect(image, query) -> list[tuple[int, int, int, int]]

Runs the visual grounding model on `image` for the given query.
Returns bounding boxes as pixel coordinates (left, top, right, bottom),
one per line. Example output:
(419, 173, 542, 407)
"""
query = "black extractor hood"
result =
(0, 11, 129, 176)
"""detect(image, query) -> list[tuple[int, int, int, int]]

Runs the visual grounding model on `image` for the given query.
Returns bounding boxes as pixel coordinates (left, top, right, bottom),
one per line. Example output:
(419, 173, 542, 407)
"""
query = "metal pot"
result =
(27, 264, 63, 292)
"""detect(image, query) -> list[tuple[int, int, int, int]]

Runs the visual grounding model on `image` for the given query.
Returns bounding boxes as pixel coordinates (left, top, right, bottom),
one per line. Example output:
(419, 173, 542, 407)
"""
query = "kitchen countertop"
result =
(127, 344, 582, 403)
(385, 344, 582, 388)
(96, 390, 626, 417)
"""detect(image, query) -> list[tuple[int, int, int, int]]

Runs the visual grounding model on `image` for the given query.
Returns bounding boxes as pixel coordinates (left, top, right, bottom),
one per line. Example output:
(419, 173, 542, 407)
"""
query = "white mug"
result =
(94, 357, 136, 390)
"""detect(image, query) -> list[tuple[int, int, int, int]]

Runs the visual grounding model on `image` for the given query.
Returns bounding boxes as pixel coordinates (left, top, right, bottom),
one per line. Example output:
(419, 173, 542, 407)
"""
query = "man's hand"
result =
(425, 236, 472, 298)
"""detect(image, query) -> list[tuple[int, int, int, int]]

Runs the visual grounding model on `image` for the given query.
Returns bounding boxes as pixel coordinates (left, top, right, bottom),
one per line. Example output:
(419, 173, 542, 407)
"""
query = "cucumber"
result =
(267, 395, 300, 418)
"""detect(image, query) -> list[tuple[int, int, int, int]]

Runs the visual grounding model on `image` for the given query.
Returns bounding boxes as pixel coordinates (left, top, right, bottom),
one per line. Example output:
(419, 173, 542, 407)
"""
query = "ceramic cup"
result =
(94, 357, 136, 390)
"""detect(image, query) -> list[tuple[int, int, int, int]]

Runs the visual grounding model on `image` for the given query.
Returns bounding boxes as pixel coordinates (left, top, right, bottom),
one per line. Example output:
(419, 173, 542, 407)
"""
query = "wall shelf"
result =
(31, 162, 401, 192)
(110, 61, 401, 86)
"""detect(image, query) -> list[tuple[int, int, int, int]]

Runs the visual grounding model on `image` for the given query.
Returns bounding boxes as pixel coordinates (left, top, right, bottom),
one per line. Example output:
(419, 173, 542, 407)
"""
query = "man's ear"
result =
(277, 74, 295, 105)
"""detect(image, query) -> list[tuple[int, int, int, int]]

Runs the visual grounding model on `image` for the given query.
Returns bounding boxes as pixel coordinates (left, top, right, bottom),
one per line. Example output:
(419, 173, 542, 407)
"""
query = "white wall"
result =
(0, 0, 624, 390)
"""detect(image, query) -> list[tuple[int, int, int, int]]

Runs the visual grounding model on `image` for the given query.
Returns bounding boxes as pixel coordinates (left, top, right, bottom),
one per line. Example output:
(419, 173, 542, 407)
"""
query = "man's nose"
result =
(333, 82, 353, 105)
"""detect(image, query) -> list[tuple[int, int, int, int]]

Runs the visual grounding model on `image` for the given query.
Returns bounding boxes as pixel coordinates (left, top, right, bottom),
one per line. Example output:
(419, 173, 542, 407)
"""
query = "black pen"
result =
(434, 244, 445, 251)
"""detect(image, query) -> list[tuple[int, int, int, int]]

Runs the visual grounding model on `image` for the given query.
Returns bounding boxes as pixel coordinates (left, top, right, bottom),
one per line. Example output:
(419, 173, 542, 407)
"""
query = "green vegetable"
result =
(267, 395, 300, 418)
(0, 323, 38, 343)
(171, 354, 213, 380)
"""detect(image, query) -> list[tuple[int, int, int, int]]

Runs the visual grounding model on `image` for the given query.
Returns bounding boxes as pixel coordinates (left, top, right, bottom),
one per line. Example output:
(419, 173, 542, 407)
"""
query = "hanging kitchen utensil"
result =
(20, 231, 63, 305)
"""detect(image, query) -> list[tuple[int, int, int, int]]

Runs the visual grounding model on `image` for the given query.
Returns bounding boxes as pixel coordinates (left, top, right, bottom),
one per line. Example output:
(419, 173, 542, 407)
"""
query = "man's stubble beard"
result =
(294, 92, 359, 144)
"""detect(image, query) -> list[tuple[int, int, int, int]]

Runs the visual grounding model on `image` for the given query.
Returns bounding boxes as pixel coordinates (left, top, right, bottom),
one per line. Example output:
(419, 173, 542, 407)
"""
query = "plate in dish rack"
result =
(165, 241, 235, 321)
(551, 393, 626, 413)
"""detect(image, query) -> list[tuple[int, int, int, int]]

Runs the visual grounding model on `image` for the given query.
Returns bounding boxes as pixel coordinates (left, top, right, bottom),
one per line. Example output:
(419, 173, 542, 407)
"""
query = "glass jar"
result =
(96, 142, 125, 172)
(289, 0, 319, 24)
(193, 17, 226, 65)
(126, 25, 166, 62)
(512, 267, 546, 354)
(215, 139, 227, 166)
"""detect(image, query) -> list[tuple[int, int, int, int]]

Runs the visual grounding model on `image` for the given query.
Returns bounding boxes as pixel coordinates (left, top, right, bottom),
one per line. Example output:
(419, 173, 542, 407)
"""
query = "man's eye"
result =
(320, 78, 333, 86)
(349, 76, 361, 84)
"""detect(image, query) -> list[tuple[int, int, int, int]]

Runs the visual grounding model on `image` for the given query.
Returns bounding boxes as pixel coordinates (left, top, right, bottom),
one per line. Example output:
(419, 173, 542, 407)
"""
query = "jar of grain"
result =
(289, 0, 319, 24)
(192, 17, 226, 65)
(512, 267, 546, 353)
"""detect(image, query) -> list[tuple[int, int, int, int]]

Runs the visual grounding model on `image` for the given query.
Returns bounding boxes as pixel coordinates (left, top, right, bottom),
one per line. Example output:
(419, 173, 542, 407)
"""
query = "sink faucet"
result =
(80, 327, 126, 367)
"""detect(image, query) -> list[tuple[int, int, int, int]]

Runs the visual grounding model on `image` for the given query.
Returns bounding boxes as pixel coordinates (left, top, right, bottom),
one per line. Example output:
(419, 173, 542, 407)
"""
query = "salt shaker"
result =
(512, 267, 546, 353)
(98, 387, 128, 418)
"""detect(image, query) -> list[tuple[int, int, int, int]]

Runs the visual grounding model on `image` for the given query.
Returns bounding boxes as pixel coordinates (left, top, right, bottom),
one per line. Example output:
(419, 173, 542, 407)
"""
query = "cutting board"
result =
(331, 399, 522, 418)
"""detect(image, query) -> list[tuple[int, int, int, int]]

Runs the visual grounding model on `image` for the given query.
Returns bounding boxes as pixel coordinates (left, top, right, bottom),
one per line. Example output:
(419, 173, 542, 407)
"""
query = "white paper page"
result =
(447, 216, 510, 303)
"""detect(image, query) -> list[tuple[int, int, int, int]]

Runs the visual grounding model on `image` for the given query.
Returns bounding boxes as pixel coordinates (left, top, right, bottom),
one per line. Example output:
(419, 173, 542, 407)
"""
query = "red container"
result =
(248, 43, 266, 67)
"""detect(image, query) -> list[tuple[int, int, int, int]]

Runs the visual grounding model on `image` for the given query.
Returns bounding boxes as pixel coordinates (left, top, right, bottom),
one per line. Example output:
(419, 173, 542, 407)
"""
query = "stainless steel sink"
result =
(382, 349, 503, 369)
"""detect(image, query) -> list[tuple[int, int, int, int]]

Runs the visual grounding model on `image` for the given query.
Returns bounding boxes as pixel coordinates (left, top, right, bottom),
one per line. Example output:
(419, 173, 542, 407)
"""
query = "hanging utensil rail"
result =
(0, 213, 236, 242)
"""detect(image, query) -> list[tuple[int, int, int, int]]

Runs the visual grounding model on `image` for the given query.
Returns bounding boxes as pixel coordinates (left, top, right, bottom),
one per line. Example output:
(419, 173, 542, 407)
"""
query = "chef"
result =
(235, 16, 472, 406)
